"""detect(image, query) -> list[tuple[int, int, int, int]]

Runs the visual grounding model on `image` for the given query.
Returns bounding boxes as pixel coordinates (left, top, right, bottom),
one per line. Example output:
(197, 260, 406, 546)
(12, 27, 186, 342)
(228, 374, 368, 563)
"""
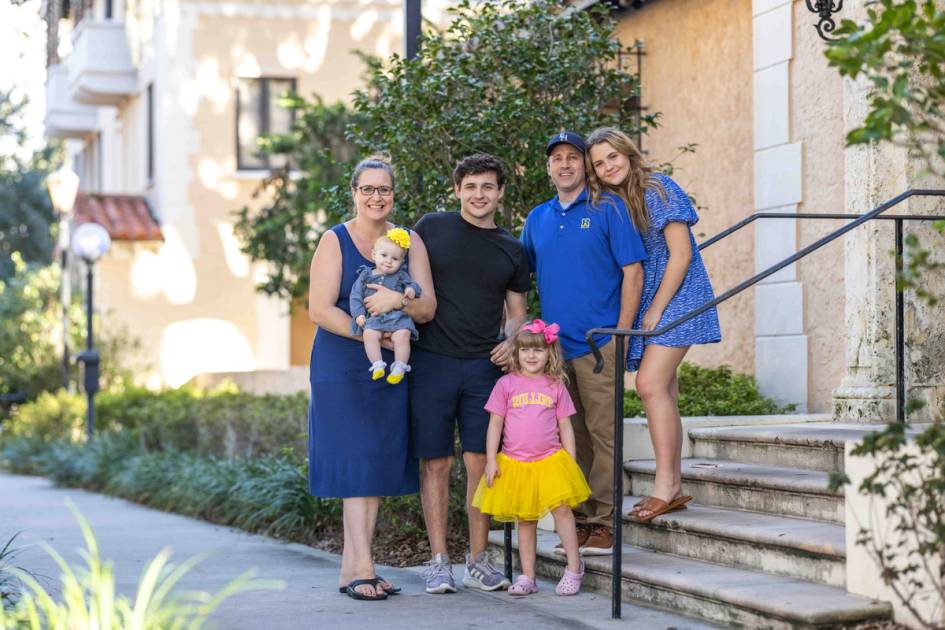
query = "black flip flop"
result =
(376, 575, 401, 595)
(346, 578, 388, 601)
(339, 575, 400, 595)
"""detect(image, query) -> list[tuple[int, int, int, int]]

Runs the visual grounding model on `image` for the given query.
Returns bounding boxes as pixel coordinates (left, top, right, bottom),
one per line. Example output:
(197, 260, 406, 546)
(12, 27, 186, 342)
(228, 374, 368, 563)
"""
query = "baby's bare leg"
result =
(391, 329, 411, 365)
(363, 329, 383, 364)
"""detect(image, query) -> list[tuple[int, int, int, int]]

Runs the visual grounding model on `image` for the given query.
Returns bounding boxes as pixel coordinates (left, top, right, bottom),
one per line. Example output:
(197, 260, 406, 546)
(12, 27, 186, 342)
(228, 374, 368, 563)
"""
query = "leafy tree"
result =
(0, 89, 58, 280)
(0, 255, 67, 401)
(826, 0, 945, 176)
(235, 0, 655, 301)
(234, 98, 363, 299)
(0, 254, 144, 407)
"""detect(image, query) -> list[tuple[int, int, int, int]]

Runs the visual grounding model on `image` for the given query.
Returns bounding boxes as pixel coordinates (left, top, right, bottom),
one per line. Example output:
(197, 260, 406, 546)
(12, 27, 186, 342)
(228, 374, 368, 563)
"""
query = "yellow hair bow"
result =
(386, 227, 411, 250)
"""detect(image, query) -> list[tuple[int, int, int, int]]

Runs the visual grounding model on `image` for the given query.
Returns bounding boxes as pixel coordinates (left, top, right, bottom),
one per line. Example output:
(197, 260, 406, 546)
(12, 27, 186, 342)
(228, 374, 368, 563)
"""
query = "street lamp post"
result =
(46, 165, 80, 391)
(70, 222, 111, 440)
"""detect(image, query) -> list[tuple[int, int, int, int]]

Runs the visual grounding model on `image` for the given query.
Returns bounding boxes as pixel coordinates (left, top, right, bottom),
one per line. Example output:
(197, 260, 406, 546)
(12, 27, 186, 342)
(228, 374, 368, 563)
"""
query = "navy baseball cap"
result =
(546, 131, 586, 155)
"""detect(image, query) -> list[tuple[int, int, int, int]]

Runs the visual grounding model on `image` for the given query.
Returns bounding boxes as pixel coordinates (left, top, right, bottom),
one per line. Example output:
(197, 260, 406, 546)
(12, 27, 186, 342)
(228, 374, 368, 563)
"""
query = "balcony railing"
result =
(45, 63, 99, 139)
(68, 19, 137, 106)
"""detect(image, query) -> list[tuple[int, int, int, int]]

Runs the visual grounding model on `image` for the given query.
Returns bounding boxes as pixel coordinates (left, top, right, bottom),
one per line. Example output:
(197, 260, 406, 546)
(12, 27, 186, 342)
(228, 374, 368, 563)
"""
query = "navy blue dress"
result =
(308, 224, 419, 498)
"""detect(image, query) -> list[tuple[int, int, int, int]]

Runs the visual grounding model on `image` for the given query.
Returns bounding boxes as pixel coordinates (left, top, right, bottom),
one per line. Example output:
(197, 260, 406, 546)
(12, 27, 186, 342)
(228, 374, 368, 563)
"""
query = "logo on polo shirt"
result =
(580, 218, 591, 229)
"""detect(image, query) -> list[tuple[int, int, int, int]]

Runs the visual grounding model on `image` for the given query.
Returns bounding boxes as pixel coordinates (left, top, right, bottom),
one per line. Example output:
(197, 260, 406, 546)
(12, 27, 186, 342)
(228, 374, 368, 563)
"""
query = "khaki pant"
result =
(565, 341, 617, 527)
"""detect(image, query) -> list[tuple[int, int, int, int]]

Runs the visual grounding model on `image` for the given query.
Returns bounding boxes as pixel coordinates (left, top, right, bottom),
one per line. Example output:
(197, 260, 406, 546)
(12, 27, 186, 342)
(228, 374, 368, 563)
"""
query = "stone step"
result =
(625, 458, 844, 523)
(487, 531, 891, 629)
(622, 414, 834, 462)
(688, 423, 888, 473)
(621, 495, 846, 587)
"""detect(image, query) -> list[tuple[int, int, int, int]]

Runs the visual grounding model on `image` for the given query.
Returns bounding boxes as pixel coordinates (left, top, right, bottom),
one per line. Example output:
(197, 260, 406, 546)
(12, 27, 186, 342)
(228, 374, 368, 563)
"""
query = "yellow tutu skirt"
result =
(472, 449, 591, 522)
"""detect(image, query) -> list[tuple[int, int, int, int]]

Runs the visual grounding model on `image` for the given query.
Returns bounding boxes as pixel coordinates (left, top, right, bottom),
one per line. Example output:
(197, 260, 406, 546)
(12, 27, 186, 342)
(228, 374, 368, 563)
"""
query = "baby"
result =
(350, 227, 421, 384)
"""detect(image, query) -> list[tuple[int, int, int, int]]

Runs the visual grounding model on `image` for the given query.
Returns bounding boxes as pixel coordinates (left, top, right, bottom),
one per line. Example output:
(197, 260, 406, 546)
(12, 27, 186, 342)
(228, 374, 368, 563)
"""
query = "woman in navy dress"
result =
(307, 155, 436, 599)
(585, 128, 721, 524)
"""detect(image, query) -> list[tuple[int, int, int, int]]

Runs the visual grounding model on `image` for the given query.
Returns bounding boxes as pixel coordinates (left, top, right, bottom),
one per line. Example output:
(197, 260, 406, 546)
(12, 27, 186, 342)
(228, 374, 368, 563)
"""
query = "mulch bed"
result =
(310, 525, 470, 567)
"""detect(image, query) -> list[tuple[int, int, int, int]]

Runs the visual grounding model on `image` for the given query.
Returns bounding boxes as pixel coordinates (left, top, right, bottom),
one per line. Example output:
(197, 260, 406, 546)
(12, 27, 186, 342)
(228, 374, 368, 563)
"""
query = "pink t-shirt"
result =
(484, 373, 577, 462)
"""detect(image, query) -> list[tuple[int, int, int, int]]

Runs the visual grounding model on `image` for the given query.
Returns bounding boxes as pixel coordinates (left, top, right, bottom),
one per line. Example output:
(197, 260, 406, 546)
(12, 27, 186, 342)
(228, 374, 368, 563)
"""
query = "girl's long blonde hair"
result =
(509, 330, 568, 384)
(585, 127, 664, 234)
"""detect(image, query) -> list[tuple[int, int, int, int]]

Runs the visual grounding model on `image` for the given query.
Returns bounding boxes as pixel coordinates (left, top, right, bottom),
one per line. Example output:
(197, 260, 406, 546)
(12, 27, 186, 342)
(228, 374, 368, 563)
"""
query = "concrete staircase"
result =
(488, 421, 894, 629)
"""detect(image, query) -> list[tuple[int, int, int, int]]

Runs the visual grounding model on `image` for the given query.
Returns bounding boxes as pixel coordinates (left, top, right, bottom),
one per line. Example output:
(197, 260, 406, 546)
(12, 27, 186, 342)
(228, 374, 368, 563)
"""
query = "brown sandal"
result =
(631, 495, 693, 523)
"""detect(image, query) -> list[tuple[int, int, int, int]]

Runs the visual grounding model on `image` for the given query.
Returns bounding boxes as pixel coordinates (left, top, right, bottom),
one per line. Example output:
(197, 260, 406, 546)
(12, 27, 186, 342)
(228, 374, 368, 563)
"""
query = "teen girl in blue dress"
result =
(585, 127, 721, 524)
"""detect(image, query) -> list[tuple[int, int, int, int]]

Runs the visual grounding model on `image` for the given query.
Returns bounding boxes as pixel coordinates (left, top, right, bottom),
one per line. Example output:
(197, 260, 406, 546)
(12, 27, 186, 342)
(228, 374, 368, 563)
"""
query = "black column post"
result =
(61, 248, 71, 390)
(85, 264, 94, 352)
(503, 522, 513, 582)
(404, 0, 422, 59)
(78, 263, 100, 440)
(895, 218, 905, 423)
(612, 336, 625, 619)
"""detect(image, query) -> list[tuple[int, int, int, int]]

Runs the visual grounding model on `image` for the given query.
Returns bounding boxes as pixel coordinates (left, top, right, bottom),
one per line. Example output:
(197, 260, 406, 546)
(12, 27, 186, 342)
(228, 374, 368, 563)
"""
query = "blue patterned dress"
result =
(627, 173, 721, 371)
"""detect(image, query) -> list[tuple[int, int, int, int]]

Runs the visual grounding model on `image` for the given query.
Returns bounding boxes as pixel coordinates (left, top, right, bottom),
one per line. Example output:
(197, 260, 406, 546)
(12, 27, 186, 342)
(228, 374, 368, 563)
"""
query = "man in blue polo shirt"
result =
(521, 131, 646, 555)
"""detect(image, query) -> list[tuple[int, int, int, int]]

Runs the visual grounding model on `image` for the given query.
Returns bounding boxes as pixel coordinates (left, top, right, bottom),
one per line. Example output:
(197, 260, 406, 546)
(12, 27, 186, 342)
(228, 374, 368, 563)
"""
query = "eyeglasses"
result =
(355, 185, 394, 197)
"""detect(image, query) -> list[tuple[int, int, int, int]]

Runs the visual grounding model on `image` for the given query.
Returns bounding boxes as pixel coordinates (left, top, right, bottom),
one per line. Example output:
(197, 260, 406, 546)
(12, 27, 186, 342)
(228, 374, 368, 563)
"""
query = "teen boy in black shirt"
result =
(410, 154, 530, 594)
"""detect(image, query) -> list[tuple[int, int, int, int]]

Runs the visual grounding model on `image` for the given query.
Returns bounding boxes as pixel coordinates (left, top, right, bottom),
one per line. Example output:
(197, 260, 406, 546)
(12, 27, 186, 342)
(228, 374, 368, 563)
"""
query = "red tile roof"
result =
(73, 193, 163, 242)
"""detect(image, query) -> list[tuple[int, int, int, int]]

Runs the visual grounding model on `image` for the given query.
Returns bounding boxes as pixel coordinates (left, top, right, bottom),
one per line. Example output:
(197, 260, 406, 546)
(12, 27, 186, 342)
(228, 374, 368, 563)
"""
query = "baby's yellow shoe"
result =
(369, 361, 386, 381)
(386, 361, 410, 385)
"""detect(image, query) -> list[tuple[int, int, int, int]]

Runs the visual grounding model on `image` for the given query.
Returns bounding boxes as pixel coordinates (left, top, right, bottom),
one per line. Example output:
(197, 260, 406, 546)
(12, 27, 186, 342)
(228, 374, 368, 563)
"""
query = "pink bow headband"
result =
(521, 319, 560, 344)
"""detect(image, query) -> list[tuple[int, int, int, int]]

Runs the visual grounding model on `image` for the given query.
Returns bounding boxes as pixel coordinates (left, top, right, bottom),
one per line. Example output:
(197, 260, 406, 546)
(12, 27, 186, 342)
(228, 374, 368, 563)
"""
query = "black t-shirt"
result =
(414, 211, 531, 358)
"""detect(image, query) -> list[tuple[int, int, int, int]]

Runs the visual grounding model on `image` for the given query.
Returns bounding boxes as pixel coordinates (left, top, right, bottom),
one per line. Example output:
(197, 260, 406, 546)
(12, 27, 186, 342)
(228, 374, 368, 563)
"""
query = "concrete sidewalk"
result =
(0, 473, 718, 629)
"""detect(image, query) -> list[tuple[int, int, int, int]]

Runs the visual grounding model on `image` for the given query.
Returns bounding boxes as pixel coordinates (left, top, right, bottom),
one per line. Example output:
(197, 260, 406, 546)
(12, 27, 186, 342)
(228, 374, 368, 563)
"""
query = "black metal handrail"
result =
(699, 212, 945, 250)
(583, 188, 945, 619)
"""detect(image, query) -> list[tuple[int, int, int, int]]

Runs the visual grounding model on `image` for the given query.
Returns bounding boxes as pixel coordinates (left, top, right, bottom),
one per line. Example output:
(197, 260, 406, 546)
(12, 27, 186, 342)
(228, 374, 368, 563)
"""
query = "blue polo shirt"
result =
(521, 188, 647, 360)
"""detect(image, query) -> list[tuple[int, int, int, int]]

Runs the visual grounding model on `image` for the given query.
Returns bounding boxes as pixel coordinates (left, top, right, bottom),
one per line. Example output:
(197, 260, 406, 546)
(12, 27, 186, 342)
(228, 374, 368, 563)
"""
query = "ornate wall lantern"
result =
(806, 0, 843, 40)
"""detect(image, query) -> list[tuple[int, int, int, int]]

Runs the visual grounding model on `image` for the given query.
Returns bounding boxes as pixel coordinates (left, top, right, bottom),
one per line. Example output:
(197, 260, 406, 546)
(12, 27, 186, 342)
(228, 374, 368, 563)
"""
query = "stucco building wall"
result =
(790, 3, 847, 413)
(86, 0, 411, 386)
(613, 0, 755, 377)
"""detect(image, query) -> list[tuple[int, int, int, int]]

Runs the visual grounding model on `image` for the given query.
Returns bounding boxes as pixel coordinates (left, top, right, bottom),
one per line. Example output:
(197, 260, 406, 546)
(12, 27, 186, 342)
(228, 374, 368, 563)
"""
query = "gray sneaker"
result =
(422, 553, 456, 594)
(462, 552, 511, 591)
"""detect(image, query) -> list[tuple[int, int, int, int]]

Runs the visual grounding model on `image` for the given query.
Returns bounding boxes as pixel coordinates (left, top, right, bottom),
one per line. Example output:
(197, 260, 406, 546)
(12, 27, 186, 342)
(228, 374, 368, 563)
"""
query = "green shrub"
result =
(96, 387, 309, 459)
(2, 387, 469, 564)
(0, 432, 469, 564)
(624, 363, 795, 418)
(5, 386, 309, 459)
(0, 436, 47, 474)
(1, 389, 84, 442)
(2, 434, 338, 543)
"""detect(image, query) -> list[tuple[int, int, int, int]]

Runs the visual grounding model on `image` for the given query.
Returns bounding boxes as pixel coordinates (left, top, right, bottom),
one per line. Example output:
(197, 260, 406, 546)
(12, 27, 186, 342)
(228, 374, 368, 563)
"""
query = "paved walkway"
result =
(0, 473, 718, 629)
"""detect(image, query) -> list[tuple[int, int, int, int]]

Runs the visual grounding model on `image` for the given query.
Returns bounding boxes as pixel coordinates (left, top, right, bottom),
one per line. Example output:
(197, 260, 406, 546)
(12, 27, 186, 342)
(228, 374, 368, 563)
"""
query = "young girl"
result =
(585, 127, 721, 524)
(472, 320, 591, 596)
(349, 227, 422, 384)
